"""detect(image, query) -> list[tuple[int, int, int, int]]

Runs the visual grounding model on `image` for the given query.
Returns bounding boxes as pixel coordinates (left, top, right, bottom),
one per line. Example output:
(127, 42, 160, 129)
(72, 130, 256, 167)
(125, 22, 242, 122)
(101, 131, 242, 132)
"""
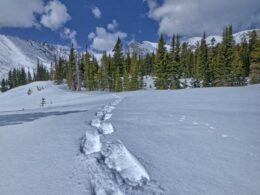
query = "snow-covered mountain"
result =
(0, 34, 68, 79)
(128, 29, 260, 56)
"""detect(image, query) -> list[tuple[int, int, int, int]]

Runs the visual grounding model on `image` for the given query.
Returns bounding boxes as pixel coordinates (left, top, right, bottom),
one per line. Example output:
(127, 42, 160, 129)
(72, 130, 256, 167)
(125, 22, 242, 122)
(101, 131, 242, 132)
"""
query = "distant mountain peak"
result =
(0, 34, 69, 79)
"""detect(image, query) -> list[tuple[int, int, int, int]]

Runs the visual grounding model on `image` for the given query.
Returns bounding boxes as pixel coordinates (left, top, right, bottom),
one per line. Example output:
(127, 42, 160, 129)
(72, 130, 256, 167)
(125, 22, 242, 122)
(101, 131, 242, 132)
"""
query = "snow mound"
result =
(96, 111, 104, 118)
(101, 142, 150, 187)
(98, 123, 114, 135)
(103, 113, 112, 120)
(80, 130, 101, 155)
(90, 118, 102, 129)
(104, 105, 115, 113)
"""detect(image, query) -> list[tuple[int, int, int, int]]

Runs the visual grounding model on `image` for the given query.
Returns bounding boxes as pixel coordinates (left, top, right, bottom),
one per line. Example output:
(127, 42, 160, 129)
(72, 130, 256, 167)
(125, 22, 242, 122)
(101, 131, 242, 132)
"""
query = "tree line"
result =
(1, 25, 260, 93)
(1, 61, 50, 92)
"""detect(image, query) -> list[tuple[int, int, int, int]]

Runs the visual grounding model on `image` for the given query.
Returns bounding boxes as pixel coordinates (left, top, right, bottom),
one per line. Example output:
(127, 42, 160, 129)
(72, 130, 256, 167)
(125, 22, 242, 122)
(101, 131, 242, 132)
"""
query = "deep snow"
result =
(0, 81, 260, 195)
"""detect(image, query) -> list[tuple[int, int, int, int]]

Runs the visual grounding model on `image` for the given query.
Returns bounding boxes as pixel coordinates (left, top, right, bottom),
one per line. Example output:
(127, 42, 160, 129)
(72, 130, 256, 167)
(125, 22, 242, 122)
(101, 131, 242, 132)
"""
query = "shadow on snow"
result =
(0, 110, 88, 127)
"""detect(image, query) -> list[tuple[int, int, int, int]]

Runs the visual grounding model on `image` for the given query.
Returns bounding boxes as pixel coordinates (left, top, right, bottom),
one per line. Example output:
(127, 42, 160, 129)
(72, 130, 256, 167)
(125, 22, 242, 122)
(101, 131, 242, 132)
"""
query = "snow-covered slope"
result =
(0, 34, 68, 79)
(128, 29, 260, 56)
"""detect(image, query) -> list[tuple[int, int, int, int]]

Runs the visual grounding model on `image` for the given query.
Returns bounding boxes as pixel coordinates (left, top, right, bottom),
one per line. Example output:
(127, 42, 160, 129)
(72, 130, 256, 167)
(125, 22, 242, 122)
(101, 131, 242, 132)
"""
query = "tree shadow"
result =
(0, 110, 88, 127)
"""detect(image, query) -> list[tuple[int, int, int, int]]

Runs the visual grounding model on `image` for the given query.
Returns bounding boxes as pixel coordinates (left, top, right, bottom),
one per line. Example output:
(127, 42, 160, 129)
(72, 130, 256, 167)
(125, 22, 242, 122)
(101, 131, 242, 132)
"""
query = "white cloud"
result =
(107, 19, 118, 31)
(60, 27, 79, 48)
(146, 0, 260, 37)
(40, 0, 71, 31)
(92, 6, 102, 19)
(0, 0, 44, 28)
(88, 21, 127, 52)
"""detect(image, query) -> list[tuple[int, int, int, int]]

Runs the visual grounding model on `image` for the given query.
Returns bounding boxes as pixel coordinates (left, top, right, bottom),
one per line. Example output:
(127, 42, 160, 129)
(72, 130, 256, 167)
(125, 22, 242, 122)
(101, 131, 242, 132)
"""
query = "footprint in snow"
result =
(193, 122, 199, 125)
(179, 115, 186, 122)
(204, 123, 216, 130)
(221, 134, 229, 138)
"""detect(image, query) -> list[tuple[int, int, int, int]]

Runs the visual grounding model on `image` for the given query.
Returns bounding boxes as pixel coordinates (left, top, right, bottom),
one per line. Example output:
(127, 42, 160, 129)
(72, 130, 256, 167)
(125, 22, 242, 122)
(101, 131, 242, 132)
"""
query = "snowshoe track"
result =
(80, 94, 165, 195)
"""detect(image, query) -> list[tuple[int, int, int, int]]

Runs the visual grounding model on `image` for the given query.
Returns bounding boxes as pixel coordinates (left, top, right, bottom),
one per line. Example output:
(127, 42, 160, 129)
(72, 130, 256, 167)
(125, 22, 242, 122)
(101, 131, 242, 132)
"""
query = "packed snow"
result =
(0, 81, 260, 195)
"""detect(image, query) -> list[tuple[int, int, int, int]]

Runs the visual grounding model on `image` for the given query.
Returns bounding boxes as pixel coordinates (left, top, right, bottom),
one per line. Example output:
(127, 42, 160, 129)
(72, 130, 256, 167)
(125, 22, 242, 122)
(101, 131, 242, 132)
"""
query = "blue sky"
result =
(0, 0, 259, 52)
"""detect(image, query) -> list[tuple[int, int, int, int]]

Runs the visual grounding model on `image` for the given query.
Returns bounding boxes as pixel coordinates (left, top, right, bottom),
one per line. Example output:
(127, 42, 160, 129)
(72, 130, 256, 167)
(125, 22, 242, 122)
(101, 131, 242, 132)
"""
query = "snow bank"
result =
(101, 142, 150, 186)
(80, 130, 101, 155)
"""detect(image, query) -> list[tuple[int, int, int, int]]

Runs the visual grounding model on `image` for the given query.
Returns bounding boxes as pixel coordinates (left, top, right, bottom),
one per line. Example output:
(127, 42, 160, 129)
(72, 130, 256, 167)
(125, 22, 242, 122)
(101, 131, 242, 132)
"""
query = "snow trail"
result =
(80, 94, 163, 194)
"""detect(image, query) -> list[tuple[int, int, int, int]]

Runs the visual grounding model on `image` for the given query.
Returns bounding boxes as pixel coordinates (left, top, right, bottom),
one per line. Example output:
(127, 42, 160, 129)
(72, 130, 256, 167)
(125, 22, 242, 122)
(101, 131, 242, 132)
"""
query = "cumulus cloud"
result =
(146, 0, 260, 36)
(92, 6, 102, 18)
(88, 20, 127, 52)
(40, 0, 71, 31)
(0, 0, 44, 28)
(60, 27, 79, 48)
(107, 19, 118, 31)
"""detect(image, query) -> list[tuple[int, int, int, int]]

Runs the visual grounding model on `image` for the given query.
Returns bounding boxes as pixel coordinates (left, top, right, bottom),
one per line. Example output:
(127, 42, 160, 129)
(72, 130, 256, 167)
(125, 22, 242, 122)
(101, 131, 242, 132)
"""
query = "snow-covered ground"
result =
(0, 82, 260, 195)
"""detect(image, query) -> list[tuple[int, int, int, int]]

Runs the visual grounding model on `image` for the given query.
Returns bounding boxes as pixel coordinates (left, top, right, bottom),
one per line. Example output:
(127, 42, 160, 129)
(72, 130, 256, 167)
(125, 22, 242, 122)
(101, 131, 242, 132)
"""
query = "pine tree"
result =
(154, 34, 167, 89)
(129, 52, 139, 90)
(8, 70, 13, 89)
(232, 45, 245, 86)
(240, 36, 250, 77)
(20, 67, 27, 85)
(12, 68, 18, 87)
(99, 52, 110, 90)
(114, 67, 122, 92)
(249, 35, 260, 84)
(55, 58, 65, 84)
(169, 34, 180, 89)
(27, 71, 33, 83)
(83, 48, 91, 88)
(215, 25, 235, 86)
(1, 79, 7, 92)
(113, 37, 124, 75)
(198, 32, 210, 87)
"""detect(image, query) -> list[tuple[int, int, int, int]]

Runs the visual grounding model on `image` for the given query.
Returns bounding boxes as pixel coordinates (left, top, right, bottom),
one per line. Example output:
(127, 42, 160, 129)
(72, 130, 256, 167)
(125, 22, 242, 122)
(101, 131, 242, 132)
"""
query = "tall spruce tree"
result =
(199, 32, 210, 87)
(129, 52, 139, 90)
(154, 34, 167, 89)
(114, 67, 122, 92)
(1, 79, 7, 92)
(249, 35, 260, 84)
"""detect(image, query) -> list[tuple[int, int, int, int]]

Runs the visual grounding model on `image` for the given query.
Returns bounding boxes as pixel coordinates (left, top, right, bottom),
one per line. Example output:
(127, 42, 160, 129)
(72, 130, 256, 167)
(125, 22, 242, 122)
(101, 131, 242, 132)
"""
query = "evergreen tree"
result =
(1, 79, 8, 92)
(83, 48, 91, 88)
(27, 71, 33, 83)
(8, 70, 13, 89)
(20, 67, 27, 85)
(249, 36, 260, 84)
(198, 32, 210, 87)
(240, 36, 250, 77)
(215, 25, 235, 86)
(114, 67, 122, 92)
(55, 58, 65, 84)
(154, 34, 167, 89)
(113, 37, 124, 75)
(99, 52, 110, 90)
(169, 34, 180, 89)
(129, 52, 139, 90)
(232, 45, 245, 85)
